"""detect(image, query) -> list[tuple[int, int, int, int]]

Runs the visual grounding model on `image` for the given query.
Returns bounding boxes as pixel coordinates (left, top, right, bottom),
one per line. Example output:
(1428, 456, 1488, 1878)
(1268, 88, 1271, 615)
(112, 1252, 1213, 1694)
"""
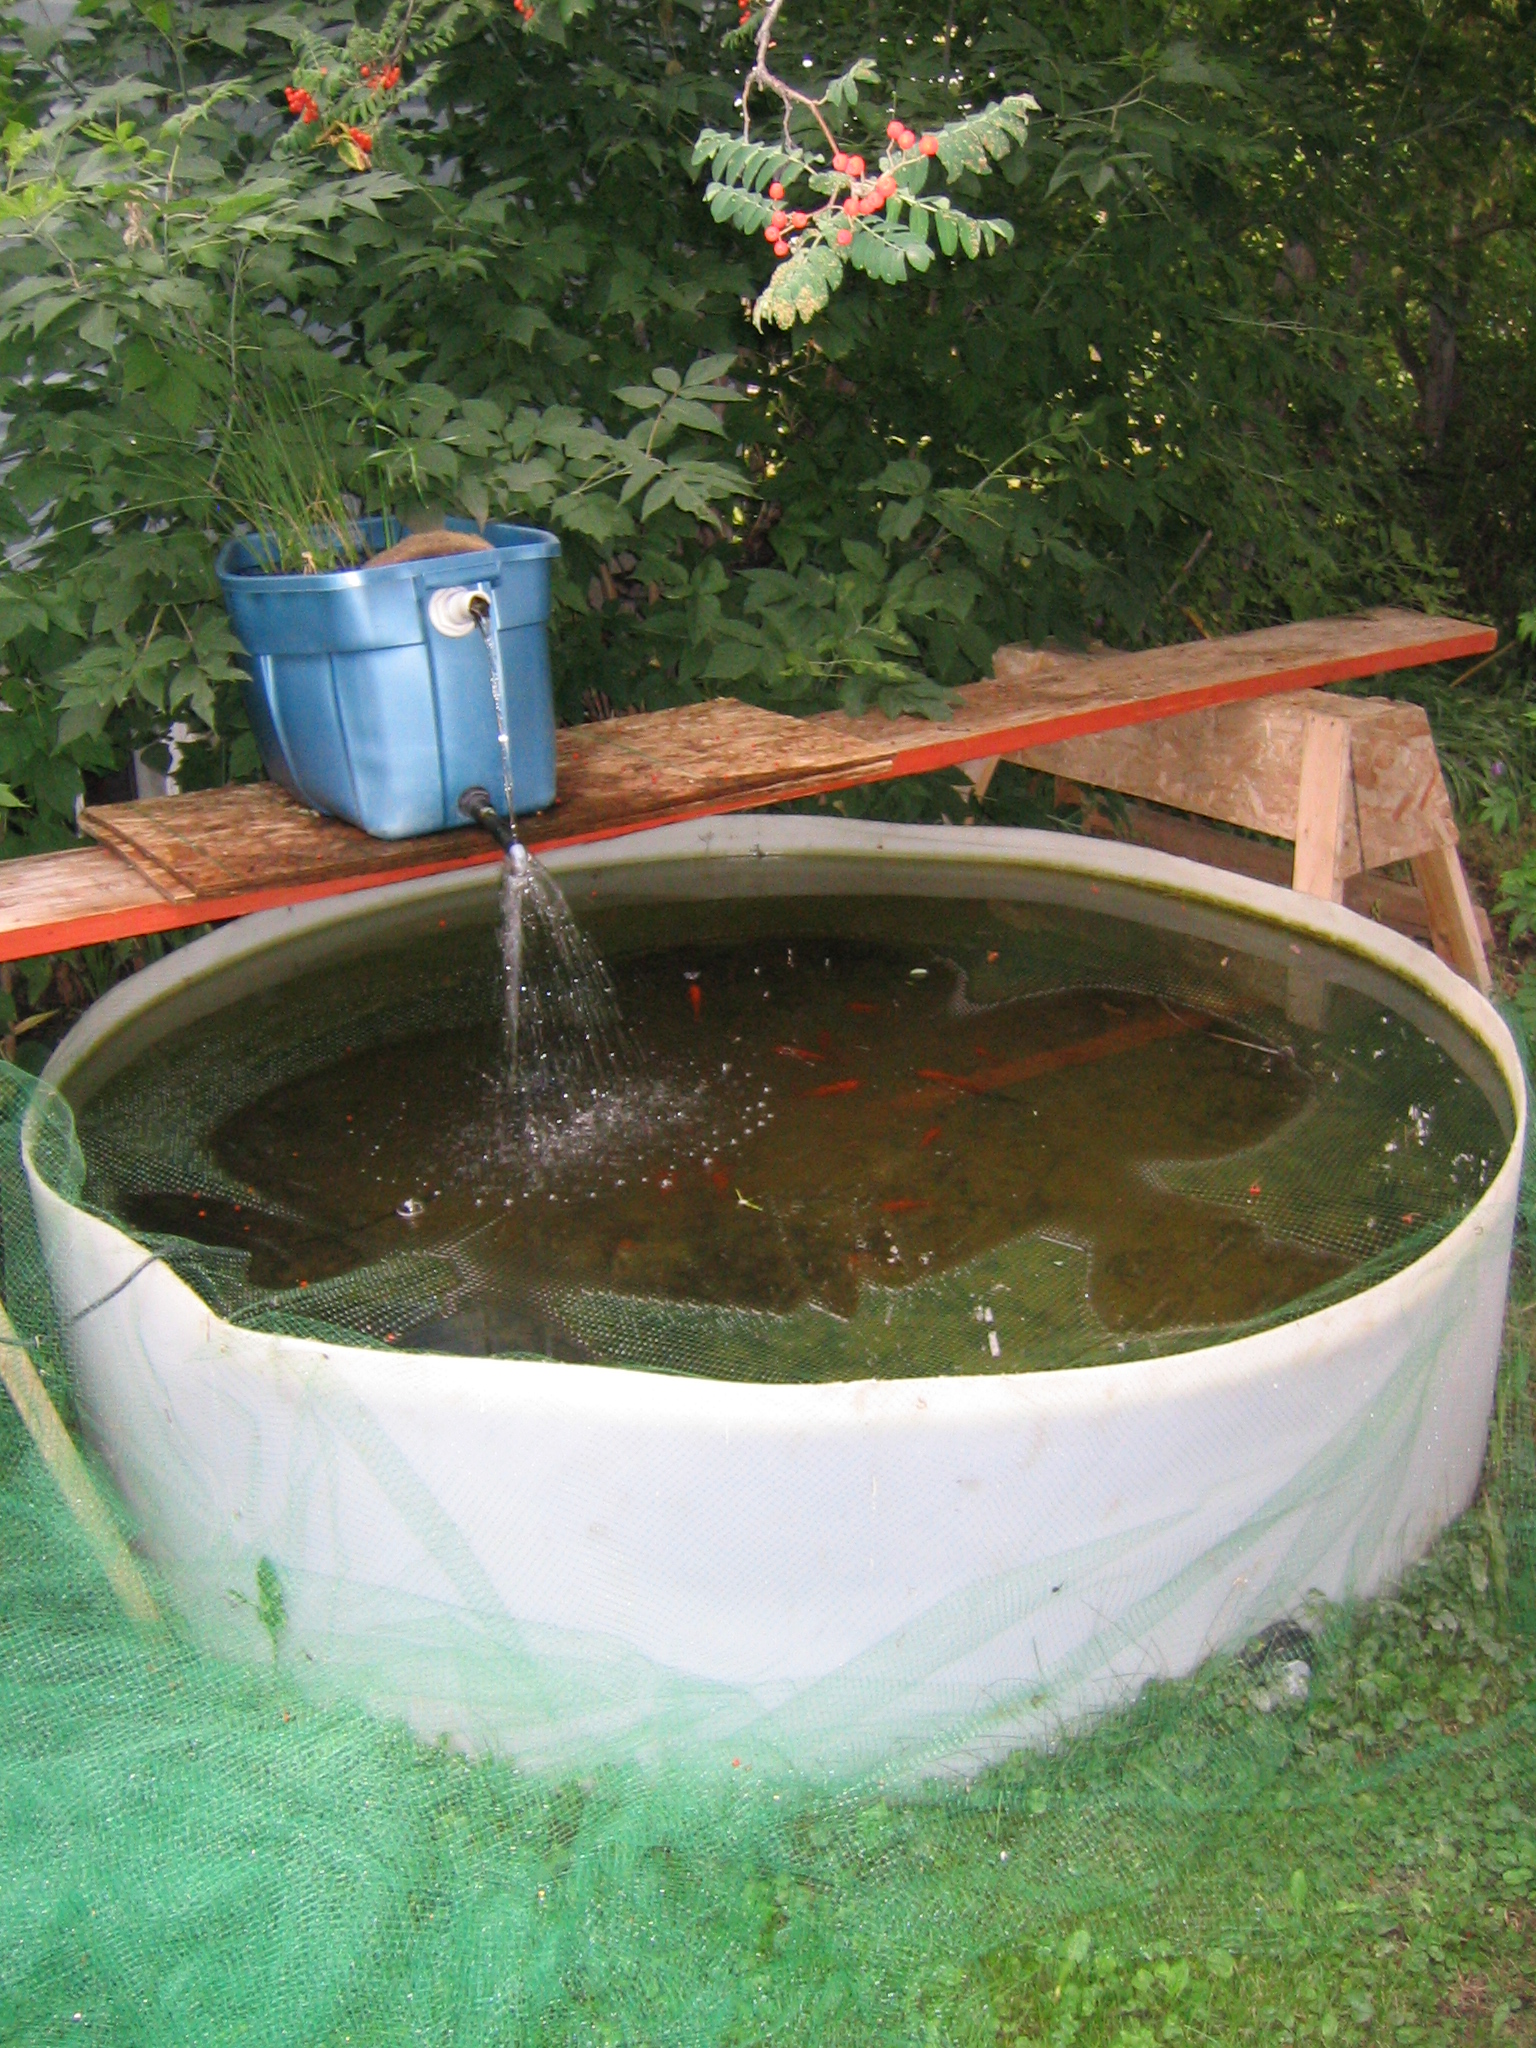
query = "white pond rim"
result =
(25, 819, 1528, 1782)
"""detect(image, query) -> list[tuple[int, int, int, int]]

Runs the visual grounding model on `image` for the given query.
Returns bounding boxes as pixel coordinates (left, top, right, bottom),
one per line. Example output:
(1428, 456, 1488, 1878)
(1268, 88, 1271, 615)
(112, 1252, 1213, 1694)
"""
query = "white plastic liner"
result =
(26, 820, 1526, 1780)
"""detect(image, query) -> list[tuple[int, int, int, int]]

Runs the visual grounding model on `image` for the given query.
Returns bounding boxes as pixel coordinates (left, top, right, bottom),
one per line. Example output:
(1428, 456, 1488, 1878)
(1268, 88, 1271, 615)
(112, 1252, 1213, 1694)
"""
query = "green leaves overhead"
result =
(0, 0, 1523, 863)
(690, 131, 794, 196)
(701, 78, 1034, 332)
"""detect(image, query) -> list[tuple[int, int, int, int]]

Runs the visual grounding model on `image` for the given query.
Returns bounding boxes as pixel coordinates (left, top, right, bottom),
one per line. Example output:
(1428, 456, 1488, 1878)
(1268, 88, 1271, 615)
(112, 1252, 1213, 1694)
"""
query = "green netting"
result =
(59, 873, 1513, 1374)
(2, 999, 1534, 2042)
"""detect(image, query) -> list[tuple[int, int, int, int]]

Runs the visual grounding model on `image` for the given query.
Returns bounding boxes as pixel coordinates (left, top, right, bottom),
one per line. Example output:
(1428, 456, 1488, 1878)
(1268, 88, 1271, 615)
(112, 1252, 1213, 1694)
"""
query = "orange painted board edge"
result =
(866, 623, 1499, 780)
(0, 778, 844, 960)
(0, 617, 1498, 963)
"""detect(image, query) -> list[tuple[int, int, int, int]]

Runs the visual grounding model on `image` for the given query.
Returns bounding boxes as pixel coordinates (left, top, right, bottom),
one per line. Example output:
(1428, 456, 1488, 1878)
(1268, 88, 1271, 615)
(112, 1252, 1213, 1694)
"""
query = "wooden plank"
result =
(821, 606, 1493, 776)
(80, 699, 896, 906)
(531, 698, 895, 846)
(0, 607, 1495, 961)
(79, 782, 466, 904)
(1083, 799, 1491, 950)
(1289, 714, 1354, 902)
(0, 1299, 160, 1625)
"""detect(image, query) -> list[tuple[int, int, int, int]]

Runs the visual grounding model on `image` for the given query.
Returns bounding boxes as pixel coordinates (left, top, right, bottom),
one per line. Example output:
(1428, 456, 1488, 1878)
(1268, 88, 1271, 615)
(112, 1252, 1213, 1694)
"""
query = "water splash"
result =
(499, 850, 637, 1099)
(473, 593, 637, 1099)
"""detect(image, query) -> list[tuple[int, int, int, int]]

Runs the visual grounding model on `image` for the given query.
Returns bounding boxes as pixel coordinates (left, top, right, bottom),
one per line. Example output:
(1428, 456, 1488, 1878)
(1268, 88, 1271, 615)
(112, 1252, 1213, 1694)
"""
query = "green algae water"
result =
(72, 865, 1511, 1380)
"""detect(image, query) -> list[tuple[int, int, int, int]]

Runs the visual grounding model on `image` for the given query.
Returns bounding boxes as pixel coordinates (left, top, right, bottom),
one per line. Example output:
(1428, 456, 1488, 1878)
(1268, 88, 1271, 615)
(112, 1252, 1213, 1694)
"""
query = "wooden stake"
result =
(0, 1299, 159, 1624)
(1412, 845, 1493, 994)
(1291, 713, 1354, 903)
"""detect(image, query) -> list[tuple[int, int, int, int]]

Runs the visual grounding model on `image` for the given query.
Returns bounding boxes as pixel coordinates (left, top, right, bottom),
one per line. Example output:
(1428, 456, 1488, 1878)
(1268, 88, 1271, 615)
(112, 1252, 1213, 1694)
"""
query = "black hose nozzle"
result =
(457, 785, 515, 852)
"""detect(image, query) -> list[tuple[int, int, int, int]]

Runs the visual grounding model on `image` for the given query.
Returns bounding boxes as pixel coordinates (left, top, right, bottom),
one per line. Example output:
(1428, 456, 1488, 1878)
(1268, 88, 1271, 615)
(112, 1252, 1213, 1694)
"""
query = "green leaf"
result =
(753, 244, 845, 332)
(78, 302, 120, 353)
(658, 398, 726, 436)
(841, 538, 886, 578)
(822, 57, 880, 114)
(878, 495, 926, 544)
(864, 458, 931, 497)
(1157, 43, 1243, 92)
(934, 96, 1037, 179)
(146, 371, 201, 432)
(683, 354, 740, 389)
(255, 1556, 286, 1656)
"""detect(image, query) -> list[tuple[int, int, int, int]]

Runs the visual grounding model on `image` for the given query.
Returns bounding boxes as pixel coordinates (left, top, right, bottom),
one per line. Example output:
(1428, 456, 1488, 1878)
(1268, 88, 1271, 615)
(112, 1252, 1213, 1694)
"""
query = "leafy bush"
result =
(0, 0, 1528, 852)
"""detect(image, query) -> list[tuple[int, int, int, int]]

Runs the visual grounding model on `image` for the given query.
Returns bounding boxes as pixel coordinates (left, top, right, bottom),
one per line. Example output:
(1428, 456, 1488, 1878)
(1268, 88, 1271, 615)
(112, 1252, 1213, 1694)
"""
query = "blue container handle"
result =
(415, 552, 504, 590)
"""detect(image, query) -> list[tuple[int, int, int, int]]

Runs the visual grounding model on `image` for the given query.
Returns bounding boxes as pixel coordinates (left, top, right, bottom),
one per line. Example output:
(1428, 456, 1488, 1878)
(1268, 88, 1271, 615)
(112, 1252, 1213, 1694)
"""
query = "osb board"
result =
(818, 607, 1493, 775)
(0, 847, 167, 933)
(1015, 689, 1458, 877)
(79, 784, 460, 904)
(533, 697, 894, 845)
(80, 698, 896, 905)
(8, 604, 1487, 962)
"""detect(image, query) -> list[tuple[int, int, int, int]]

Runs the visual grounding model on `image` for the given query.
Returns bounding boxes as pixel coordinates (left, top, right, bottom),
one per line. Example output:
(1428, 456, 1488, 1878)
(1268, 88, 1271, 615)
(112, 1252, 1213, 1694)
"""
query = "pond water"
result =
(75, 875, 1511, 1380)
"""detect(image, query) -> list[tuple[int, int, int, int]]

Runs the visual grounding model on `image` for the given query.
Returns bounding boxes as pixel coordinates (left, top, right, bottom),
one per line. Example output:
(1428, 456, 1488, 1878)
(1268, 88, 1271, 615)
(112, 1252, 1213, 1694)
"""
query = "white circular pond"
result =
(26, 819, 1525, 1780)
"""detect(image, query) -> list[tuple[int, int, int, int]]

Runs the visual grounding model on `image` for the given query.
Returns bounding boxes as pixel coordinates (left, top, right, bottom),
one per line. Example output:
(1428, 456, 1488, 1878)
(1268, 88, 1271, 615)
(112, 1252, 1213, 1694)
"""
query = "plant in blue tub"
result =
(217, 515, 560, 841)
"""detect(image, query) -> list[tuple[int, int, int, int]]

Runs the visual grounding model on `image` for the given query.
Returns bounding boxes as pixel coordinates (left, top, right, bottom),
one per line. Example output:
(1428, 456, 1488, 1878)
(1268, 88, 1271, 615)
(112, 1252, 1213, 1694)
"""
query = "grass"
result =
(958, 1492, 1536, 2045)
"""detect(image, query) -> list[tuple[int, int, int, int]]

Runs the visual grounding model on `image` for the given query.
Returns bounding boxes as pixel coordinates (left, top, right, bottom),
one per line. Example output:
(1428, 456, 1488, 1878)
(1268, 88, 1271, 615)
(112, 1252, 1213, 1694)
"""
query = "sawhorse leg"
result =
(1412, 845, 1492, 993)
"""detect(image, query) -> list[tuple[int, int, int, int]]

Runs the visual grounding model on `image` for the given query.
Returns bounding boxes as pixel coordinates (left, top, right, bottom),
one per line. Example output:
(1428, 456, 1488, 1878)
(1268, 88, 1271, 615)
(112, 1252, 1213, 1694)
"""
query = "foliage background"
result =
(0, 0, 1531, 866)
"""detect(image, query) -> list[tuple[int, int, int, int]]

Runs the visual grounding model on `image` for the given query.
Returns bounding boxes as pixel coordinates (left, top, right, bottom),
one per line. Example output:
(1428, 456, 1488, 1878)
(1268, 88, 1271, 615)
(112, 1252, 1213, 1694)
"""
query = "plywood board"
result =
(1290, 713, 1354, 902)
(80, 699, 896, 906)
(819, 607, 1492, 774)
(533, 697, 895, 844)
(0, 605, 1492, 963)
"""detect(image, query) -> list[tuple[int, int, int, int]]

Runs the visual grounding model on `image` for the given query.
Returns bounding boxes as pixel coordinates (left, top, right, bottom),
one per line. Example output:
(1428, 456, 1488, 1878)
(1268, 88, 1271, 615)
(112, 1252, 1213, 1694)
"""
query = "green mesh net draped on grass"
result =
(2, 1047, 1534, 2045)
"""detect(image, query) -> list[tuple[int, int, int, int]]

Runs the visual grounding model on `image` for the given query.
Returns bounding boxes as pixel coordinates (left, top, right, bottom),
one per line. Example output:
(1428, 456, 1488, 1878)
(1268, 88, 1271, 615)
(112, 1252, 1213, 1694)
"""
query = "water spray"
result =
(449, 586, 631, 1093)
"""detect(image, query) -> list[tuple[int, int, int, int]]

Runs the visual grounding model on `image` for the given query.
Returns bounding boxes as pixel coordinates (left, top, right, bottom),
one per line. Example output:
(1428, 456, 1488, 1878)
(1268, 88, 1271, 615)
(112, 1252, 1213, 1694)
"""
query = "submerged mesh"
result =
(58, 873, 1512, 1372)
(1, 1042, 1533, 2042)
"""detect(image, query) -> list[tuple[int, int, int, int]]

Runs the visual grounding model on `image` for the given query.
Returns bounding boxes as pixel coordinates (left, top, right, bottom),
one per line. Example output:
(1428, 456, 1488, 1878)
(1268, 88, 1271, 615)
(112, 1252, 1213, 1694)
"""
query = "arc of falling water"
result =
(458, 587, 636, 1096)
(466, 589, 530, 1079)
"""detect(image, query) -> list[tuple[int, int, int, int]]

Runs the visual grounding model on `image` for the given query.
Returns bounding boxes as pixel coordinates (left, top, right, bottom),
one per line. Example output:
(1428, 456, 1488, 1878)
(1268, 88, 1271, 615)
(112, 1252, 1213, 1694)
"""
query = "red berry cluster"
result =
(348, 126, 373, 156)
(758, 119, 944, 265)
(763, 178, 812, 258)
(512, 0, 535, 14)
(737, 0, 752, 22)
(358, 61, 402, 89)
(284, 84, 320, 123)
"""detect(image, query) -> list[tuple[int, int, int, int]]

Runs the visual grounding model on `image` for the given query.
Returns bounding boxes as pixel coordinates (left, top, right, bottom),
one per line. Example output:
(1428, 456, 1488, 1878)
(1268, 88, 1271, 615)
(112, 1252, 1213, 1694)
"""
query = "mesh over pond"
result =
(61, 866, 1512, 1373)
(2, 843, 1532, 2043)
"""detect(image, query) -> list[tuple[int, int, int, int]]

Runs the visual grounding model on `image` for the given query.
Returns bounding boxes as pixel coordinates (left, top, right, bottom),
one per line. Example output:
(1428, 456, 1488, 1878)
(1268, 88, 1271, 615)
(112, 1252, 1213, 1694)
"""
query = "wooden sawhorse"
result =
(960, 687, 1491, 992)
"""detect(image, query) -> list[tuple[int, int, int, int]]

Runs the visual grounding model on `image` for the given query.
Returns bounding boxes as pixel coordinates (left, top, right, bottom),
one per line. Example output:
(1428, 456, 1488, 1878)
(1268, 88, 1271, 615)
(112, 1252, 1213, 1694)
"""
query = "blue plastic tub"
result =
(216, 516, 561, 839)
